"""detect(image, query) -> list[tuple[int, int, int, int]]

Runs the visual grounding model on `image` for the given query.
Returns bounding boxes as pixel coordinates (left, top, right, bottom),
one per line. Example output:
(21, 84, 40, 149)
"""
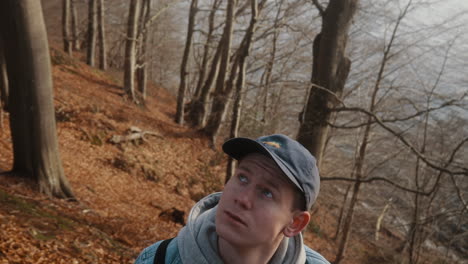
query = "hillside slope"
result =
(0, 47, 224, 263)
(0, 48, 396, 264)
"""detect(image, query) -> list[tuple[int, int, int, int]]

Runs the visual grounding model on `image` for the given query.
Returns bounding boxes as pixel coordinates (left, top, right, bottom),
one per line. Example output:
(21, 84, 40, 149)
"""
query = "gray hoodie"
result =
(134, 193, 330, 264)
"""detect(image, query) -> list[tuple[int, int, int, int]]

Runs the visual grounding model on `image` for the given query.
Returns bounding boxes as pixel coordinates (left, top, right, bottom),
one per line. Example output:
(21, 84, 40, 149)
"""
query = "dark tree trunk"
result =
(0, 40, 7, 130)
(0, 40, 8, 112)
(97, 0, 107, 70)
(176, 0, 198, 125)
(297, 0, 357, 167)
(62, 0, 72, 55)
(0, 0, 74, 199)
(124, 0, 141, 102)
(86, 0, 97, 66)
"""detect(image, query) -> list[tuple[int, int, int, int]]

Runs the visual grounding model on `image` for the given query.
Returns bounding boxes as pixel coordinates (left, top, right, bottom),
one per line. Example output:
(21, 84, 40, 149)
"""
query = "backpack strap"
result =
(153, 237, 175, 264)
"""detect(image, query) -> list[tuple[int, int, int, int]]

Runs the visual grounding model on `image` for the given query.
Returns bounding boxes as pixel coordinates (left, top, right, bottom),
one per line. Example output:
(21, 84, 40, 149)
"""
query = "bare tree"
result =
(0, 0, 74, 198)
(192, 0, 222, 100)
(97, 0, 107, 70)
(62, 0, 72, 55)
(333, 3, 410, 262)
(202, 0, 237, 142)
(226, 0, 260, 182)
(136, 0, 152, 101)
(297, 0, 357, 167)
(86, 0, 97, 66)
(124, 0, 141, 102)
(176, 0, 199, 125)
(70, 0, 80, 50)
(187, 0, 227, 128)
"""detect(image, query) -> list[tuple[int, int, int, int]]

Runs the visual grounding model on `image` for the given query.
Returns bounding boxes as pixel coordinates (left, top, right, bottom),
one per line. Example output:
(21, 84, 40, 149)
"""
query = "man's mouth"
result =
(225, 211, 247, 226)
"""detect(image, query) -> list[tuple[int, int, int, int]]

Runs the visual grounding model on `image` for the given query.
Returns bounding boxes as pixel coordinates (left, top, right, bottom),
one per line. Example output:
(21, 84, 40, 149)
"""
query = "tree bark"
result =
(297, 0, 357, 167)
(0, 0, 74, 199)
(62, 0, 72, 55)
(0, 40, 8, 112)
(97, 0, 107, 70)
(86, 0, 97, 66)
(176, 0, 198, 125)
(124, 0, 141, 102)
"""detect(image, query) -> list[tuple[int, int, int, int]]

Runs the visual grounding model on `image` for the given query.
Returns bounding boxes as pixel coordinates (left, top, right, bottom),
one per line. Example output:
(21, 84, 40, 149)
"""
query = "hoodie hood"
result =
(177, 192, 306, 264)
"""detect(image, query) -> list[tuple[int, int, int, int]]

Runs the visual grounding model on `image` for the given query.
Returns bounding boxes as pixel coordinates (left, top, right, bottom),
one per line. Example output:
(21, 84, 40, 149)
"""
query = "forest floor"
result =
(9, 26, 454, 262)
(0, 47, 382, 264)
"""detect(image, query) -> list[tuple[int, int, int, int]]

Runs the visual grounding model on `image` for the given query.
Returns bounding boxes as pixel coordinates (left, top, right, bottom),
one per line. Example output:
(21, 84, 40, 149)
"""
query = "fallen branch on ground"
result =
(110, 126, 162, 144)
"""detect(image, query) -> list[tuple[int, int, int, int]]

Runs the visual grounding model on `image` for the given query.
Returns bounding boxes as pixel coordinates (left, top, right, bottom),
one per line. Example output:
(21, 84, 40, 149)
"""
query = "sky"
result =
(414, 0, 468, 25)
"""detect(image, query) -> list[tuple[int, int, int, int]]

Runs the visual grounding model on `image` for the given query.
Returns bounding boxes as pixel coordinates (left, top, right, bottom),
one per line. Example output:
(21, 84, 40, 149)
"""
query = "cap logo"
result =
(263, 141, 281, 149)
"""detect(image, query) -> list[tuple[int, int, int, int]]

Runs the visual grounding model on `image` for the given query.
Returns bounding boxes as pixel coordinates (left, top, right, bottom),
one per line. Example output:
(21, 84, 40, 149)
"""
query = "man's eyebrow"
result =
(237, 166, 251, 174)
(264, 179, 280, 192)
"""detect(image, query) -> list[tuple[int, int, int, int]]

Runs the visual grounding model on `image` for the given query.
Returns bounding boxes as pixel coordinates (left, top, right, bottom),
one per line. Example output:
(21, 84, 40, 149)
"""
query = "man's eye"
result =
(262, 189, 273, 199)
(238, 175, 248, 183)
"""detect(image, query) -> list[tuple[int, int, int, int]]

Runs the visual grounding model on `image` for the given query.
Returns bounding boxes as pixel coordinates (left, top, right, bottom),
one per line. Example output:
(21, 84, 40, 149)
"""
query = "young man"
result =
(135, 134, 330, 264)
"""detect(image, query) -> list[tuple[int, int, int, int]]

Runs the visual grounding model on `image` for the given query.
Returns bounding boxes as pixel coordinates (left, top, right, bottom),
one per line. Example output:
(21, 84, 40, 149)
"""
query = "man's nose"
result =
(235, 186, 253, 210)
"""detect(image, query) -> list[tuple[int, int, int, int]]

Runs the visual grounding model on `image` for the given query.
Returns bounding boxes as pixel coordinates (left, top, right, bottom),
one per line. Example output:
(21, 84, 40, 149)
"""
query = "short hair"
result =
(292, 186, 307, 212)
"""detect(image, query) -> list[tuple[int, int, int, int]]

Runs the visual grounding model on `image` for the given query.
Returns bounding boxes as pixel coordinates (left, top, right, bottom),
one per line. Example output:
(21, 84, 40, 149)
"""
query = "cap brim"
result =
(222, 137, 303, 192)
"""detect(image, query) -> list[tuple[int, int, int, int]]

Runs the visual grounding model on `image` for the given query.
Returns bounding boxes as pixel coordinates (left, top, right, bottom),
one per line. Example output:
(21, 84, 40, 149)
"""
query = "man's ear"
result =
(283, 211, 311, 237)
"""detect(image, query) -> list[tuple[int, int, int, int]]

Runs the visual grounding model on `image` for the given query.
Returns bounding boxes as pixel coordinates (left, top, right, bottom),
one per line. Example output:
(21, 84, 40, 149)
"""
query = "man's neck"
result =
(217, 236, 283, 264)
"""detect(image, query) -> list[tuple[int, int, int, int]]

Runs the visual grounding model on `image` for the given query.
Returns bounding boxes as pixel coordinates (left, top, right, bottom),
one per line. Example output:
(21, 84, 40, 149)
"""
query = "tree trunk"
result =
(71, 0, 79, 50)
(335, 180, 362, 264)
(297, 0, 357, 167)
(0, 40, 8, 112)
(0, 43, 7, 130)
(334, 2, 407, 260)
(136, 0, 151, 101)
(0, 0, 74, 199)
(97, 0, 107, 70)
(62, 0, 72, 55)
(86, 0, 97, 66)
(203, 0, 237, 142)
(334, 183, 351, 240)
(124, 0, 141, 102)
(176, 0, 198, 125)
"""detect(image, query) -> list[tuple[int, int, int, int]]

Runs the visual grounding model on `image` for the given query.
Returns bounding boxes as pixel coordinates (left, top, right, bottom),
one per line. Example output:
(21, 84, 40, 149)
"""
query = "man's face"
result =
(215, 153, 300, 248)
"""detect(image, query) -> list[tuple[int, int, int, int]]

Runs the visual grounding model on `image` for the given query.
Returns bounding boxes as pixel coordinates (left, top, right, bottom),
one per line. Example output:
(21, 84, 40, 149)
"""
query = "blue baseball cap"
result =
(222, 134, 320, 210)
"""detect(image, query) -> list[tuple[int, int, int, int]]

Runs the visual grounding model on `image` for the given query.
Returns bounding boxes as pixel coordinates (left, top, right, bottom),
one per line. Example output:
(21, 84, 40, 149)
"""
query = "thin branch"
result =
(336, 107, 467, 176)
(311, 0, 325, 16)
(330, 96, 465, 129)
(321, 176, 432, 195)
